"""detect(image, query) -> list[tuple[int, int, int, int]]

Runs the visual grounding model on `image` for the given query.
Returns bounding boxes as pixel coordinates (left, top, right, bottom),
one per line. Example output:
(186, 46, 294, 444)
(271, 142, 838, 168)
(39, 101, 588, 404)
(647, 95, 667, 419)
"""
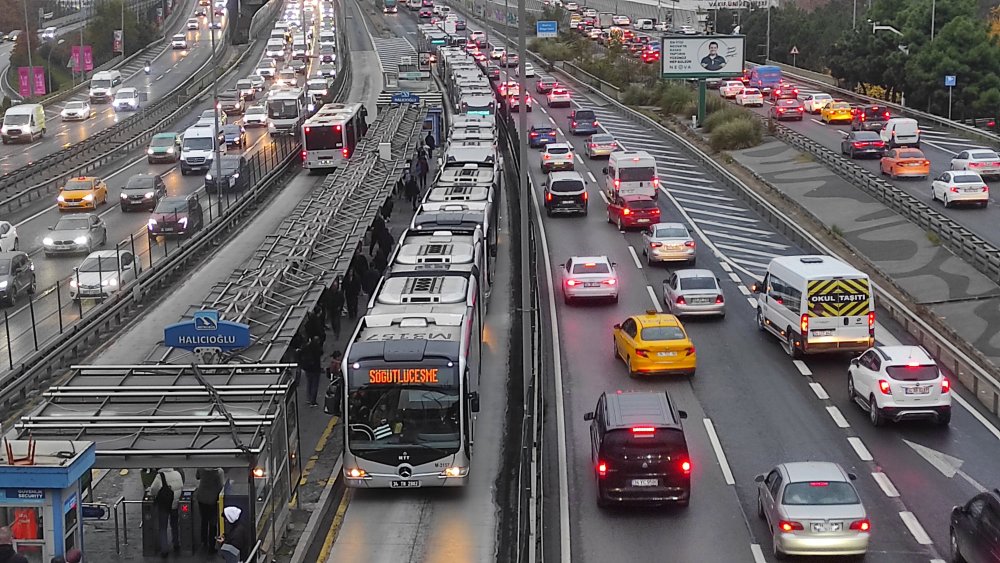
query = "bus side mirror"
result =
(583, 411, 594, 421)
(469, 392, 480, 413)
(677, 410, 688, 419)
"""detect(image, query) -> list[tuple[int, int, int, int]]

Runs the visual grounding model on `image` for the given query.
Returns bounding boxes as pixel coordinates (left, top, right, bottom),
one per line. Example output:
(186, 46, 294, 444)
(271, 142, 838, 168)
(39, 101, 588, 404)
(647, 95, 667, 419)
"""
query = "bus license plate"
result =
(391, 480, 421, 488)
(631, 479, 658, 487)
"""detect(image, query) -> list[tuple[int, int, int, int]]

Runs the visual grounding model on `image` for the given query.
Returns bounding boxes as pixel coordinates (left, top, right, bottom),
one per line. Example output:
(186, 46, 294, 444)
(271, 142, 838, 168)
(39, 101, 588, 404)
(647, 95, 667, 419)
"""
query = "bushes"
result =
(710, 118, 763, 151)
(659, 83, 694, 114)
(702, 106, 749, 133)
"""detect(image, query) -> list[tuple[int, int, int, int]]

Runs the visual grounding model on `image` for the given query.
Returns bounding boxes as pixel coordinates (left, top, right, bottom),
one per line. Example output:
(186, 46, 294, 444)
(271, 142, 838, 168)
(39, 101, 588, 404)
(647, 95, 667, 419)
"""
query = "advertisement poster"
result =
(32, 67, 46, 96)
(83, 46, 94, 71)
(660, 35, 745, 79)
(71, 45, 81, 72)
(113, 30, 123, 53)
(17, 67, 30, 98)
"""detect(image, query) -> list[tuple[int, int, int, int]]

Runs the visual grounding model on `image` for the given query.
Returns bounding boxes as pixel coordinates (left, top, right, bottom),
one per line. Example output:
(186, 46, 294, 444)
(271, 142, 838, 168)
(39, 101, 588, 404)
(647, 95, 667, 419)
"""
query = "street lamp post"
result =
(209, 1, 223, 218)
(121, 0, 125, 57)
(764, 0, 771, 61)
(930, 0, 936, 40)
(22, 0, 34, 98)
(46, 38, 65, 93)
(852, 0, 856, 30)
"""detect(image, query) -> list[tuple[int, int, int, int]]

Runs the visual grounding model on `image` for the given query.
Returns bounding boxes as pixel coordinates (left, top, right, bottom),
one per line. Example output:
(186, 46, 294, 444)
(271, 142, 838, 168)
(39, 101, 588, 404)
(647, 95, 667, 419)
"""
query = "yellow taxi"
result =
(57, 176, 108, 211)
(612, 311, 696, 376)
(820, 102, 854, 124)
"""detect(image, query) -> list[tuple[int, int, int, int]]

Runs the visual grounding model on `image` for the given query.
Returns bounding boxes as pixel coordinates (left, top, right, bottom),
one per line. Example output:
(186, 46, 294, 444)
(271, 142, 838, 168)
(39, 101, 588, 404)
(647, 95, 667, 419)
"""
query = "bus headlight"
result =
(440, 466, 468, 478)
(346, 468, 367, 479)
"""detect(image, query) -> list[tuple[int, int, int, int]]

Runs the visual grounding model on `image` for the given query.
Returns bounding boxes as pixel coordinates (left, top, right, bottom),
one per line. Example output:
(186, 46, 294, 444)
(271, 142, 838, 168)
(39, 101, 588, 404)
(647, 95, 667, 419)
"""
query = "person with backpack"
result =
(146, 468, 184, 557)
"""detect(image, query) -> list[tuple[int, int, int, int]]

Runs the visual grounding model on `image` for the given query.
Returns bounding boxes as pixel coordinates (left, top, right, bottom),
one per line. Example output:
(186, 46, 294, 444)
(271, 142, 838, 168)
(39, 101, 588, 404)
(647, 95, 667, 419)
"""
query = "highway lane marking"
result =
(315, 488, 353, 561)
(899, 511, 934, 545)
(715, 244, 780, 259)
(703, 230, 790, 249)
(671, 189, 735, 201)
(747, 297, 758, 309)
(809, 382, 829, 399)
(673, 197, 751, 213)
(872, 471, 900, 497)
(727, 272, 741, 284)
(645, 286, 662, 312)
(825, 406, 850, 428)
(598, 190, 609, 205)
(696, 220, 777, 235)
(847, 436, 874, 461)
(627, 245, 642, 269)
(548, 116, 556, 125)
(921, 139, 958, 156)
(749, 544, 766, 563)
(809, 118, 823, 126)
(587, 171, 596, 183)
(719, 261, 732, 272)
(737, 285, 750, 296)
(685, 208, 761, 224)
(575, 153, 584, 165)
(27, 142, 41, 149)
(702, 418, 736, 486)
(792, 360, 811, 376)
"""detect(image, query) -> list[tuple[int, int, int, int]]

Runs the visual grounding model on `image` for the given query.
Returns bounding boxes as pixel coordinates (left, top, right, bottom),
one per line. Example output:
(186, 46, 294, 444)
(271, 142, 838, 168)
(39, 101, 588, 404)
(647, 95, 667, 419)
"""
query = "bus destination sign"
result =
(368, 368, 440, 384)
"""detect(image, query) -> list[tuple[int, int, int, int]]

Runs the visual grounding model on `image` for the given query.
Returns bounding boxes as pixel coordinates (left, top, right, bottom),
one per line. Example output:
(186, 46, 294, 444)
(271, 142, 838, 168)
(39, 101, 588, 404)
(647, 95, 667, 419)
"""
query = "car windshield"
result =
(743, 89, 760, 95)
(347, 385, 461, 452)
(885, 365, 939, 381)
(155, 200, 188, 213)
(952, 173, 982, 184)
(91, 79, 112, 89)
(574, 110, 595, 120)
(604, 427, 686, 455)
(4, 114, 29, 125)
(183, 137, 214, 151)
(898, 150, 923, 159)
(592, 135, 613, 143)
(782, 481, 860, 505)
(0, 259, 11, 275)
(237, 80, 253, 89)
(572, 262, 609, 274)
(655, 227, 688, 238)
(64, 179, 94, 191)
(619, 167, 655, 182)
(125, 176, 155, 189)
(54, 217, 90, 230)
(547, 146, 570, 155)
(78, 256, 120, 273)
(626, 198, 657, 210)
(65, 102, 87, 110)
(550, 180, 584, 193)
(777, 99, 798, 107)
(247, 106, 265, 115)
(640, 326, 685, 340)
(854, 132, 880, 140)
(223, 125, 241, 135)
(815, 94, 832, 100)
(679, 276, 717, 290)
(219, 91, 238, 100)
(268, 100, 300, 119)
(219, 159, 241, 171)
(115, 91, 135, 100)
(150, 136, 175, 147)
(970, 150, 999, 160)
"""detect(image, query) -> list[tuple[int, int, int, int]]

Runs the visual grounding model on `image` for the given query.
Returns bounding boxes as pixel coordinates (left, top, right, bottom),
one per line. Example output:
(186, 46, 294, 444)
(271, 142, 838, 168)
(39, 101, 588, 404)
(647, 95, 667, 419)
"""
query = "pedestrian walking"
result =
(146, 468, 184, 558)
(344, 271, 361, 319)
(425, 131, 436, 158)
(394, 176, 405, 199)
(362, 268, 380, 297)
(297, 335, 324, 407)
(369, 214, 386, 255)
(405, 175, 420, 211)
(415, 143, 426, 161)
(350, 248, 369, 279)
(417, 156, 429, 190)
(381, 196, 394, 220)
(375, 228, 394, 258)
(372, 249, 388, 275)
(324, 350, 345, 416)
(219, 507, 250, 563)
(0, 527, 28, 563)
(325, 278, 345, 338)
(194, 468, 225, 553)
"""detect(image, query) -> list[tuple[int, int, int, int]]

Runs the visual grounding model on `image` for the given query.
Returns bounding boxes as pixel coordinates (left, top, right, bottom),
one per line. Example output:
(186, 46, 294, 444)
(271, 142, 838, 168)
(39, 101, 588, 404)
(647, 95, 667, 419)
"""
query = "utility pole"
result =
(930, 0, 936, 40)
(22, 0, 34, 98)
(516, 0, 531, 496)
(121, 0, 126, 57)
(209, 1, 223, 218)
(764, 0, 771, 61)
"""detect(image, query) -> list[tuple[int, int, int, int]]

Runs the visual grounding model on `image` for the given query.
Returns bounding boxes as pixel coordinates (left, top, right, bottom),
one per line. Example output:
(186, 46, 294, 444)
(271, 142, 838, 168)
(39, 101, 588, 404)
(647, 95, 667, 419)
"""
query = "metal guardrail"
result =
(536, 52, 1000, 417)
(748, 61, 1000, 147)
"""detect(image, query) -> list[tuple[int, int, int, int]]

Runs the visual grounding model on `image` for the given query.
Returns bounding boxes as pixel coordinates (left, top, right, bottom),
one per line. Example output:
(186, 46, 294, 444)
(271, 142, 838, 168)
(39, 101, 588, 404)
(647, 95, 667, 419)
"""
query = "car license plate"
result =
(637, 218, 649, 223)
(658, 351, 677, 357)
(162, 227, 174, 232)
(811, 523, 826, 532)
(812, 329, 834, 337)
(631, 479, 657, 487)
(692, 298, 712, 304)
(904, 386, 931, 395)
(964, 187, 981, 193)
(584, 282, 600, 287)
(391, 480, 421, 488)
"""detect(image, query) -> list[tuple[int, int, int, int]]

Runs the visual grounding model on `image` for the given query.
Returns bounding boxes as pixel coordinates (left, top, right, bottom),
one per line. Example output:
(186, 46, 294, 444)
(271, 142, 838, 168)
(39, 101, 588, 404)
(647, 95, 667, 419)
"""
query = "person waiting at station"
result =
(425, 131, 436, 158)
(219, 507, 250, 563)
(195, 468, 225, 554)
(146, 467, 184, 557)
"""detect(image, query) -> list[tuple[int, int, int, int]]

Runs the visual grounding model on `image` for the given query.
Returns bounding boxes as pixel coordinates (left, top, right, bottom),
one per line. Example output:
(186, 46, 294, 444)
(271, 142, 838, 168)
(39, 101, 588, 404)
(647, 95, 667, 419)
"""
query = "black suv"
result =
(950, 488, 1000, 563)
(205, 155, 250, 194)
(851, 104, 891, 131)
(0, 251, 34, 306)
(120, 173, 166, 212)
(584, 391, 690, 508)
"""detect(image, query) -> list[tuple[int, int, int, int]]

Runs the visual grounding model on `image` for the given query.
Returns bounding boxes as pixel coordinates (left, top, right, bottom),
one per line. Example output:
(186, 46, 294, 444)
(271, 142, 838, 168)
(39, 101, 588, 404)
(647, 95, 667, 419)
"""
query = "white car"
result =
(60, 100, 92, 121)
(255, 59, 277, 78)
(490, 46, 505, 59)
(564, 2, 579, 11)
(950, 149, 1000, 178)
(736, 88, 763, 107)
(547, 87, 571, 107)
(801, 93, 834, 114)
(641, 222, 696, 265)
(243, 104, 268, 127)
(931, 171, 988, 208)
(653, 22, 669, 31)
(581, 7, 596, 17)
(40, 26, 57, 41)
(635, 18, 653, 30)
(541, 142, 574, 172)
(171, 33, 188, 49)
(187, 18, 200, 30)
(0, 221, 18, 251)
(848, 345, 951, 426)
(112, 88, 140, 111)
(561, 256, 618, 304)
(69, 250, 140, 300)
(516, 62, 535, 78)
(663, 268, 725, 317)
(719, 80, 743, 98)
(199, 109, 227, 126)
(611, 15, 630, 26)
(276, 68, 297, 86)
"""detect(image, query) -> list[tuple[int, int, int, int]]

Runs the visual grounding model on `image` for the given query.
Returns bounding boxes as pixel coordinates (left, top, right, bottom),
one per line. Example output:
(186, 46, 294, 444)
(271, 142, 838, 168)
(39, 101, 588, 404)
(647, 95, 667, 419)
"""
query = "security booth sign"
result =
(660, 34, 745, 79)
(163, 310, 251, 350)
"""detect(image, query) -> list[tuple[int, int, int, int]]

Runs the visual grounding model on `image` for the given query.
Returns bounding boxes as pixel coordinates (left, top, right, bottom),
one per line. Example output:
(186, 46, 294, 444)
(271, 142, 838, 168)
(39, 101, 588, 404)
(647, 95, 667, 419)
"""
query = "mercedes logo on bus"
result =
(398, 466, 413, 479)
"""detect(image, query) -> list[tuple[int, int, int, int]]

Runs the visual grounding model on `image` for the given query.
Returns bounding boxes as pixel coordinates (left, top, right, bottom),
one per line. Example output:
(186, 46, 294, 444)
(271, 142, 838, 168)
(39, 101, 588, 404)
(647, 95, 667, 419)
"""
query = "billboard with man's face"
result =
(660, 35, 745, 79)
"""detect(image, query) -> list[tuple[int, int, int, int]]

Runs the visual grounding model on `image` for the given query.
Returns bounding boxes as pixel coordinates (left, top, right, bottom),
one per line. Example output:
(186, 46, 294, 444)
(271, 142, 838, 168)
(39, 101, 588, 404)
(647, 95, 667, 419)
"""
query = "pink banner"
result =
(17, 67, 30, 98)
(71, 45, 81, 72)
(83, 46, 93, 72)
(113, 30, 122, 53)
(32, 67, 45, 96)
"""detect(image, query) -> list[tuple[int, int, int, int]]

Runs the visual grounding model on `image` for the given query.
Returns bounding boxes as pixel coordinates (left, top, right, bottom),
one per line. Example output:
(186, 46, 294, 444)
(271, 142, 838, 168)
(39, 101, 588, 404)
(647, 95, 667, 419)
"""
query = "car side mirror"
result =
(677, 410, 687, 419)
(612, 323, 621, 329)
(602, 167, 608, 175)
(583, 411, 594, 421)
(847, 472, 857, 481)
(469, 391, 480, 413)
(754, 474, 765, 483)
(850, 358, 859, 367)
(48, 226, 54, 231)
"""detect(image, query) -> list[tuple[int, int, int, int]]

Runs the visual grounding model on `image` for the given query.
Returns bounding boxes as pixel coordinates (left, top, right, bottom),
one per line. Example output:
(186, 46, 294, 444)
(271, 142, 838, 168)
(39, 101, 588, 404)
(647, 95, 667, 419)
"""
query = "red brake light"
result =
(649, 242, 662, 248)
(530, 132, 538, 137)
(685, 346, 695, 356)
(571, 121, 577, 127)
(779, 520, 804, 532)
(602, 278, 617, 285)
(342, 148, 349, 157)
(631, 426, 655, 435)
(566, 279, 579, 286)
(941, 378, 950, 393)
(634, 349, 650, 358)
(715, 295, 724, 304)
(597, 461, 608, 477)
(684, 241, 695, 248)
(652, 177, 659, 187)
(868, 311, 875, 328)
(850, 519, 871, 532)
(622, 208, 630, 215)
(681, 460, 691, 474)
(800, 314, 809, 334)
(545, 192, 552, 202)
(676, 296, 686, 305)
(878, 380, 891, 394)
(809, 482, 829, 487)
(301, 150, 307, 161)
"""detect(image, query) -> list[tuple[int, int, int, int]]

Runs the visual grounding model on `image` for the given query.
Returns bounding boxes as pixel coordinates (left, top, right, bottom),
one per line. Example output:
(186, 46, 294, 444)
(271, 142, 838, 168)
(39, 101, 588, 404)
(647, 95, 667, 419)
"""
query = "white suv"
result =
(847, 346, 951, 426)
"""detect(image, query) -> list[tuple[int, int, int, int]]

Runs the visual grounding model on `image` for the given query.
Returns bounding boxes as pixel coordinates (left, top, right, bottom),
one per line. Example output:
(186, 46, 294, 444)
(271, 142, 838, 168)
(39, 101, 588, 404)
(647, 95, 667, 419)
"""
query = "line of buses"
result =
(340, 47, 502, 488)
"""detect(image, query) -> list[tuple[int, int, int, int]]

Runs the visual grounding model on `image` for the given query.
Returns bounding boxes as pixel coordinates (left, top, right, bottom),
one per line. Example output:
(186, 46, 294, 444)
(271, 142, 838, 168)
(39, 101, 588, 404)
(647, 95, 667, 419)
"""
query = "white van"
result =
(180, 125, 222, 175)
(635, 18, 654, 30)
(879, 117, 920, 148)
(112, 87, 140, 111)
(603, 150, 658, 199)
(751, 255, 875, 358)
(1, 103, 45, 144)
(89, 70, 123, 103)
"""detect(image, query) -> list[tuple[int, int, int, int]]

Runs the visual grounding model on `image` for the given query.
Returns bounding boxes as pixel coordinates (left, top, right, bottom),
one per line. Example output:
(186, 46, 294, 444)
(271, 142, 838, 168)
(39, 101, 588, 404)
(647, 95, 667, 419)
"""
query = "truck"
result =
(598, 12, 614, 29)
(382, 0, 397, 13)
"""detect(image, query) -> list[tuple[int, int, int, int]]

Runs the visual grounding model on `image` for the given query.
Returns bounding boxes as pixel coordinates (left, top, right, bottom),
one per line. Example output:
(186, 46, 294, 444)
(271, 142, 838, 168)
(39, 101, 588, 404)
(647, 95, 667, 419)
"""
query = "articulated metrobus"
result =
(300, 102, 366, 170)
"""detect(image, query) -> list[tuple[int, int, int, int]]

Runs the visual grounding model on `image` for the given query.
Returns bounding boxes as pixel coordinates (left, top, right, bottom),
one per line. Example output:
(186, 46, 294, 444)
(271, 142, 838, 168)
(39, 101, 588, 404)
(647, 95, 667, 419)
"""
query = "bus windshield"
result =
(347, 385, 461, 453)
(268, 100, 300, 119)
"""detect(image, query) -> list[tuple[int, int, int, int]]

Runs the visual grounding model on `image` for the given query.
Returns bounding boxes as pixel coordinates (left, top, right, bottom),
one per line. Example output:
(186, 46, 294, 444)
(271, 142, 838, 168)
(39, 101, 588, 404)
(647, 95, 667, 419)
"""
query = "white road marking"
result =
(921, 140, 958, 156)
(730, 257, 772, 270)
(750, 545, 766, 563)
(27, 142, 41, 149)
(715, 244, 780, 260)
(848, 437, 874, 461)
(747, 297, 758, 308)
(727, 272, 742, 284)
(737, 285, 750, 296)
(695, 220, 776, 235)
(684, 208, 760, 223)
(645, 286, 662, 312)
(627, 245, 642, 269)
(587, 172, 596, 183)
(872, 472, 900, 497)
(703, 230, 790, 250)
(539, 106, 547, 114)
(826, 406, 850, 428)
(952, 392, 1000, 442)
(809, 382, 829, 400)
(810, 118, 823, 125)
(792, 360, 812, 376)
(899, 511, 934, 545)
(703, 418, 736, 485)
(575, 154, 584, 164)
(548, 116, 556, 125)
(719, 261, 732, 272)
(669, 189, 734, 201)
(598, 190, 608, 205)
(674, 197, 752, 214)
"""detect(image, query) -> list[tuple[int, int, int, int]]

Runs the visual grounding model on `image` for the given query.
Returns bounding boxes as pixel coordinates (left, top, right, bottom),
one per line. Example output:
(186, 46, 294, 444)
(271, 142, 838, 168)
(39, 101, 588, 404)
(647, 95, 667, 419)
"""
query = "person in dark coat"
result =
(381, 196, 394, 220)
(425, 131, 436, 157)
(375, 228, 394, 259)
(220, 507, 250, 563)
(417, 156, 430, 190)
(350, 248, 369, 279)
(325, 278, 345, 338)
(372, 249, 388, 275)
(307, 306, 326, 342)
(415, 144, 426, 161)
(194, 468, 225, 553)
(394, 176, 405, 200)
(405, 175, 420, 211)
(369, 214, 386, 255)
(344, 271, 361, 319)
(0, 527, 28, 563)
(297, 335, 324, 406)
(361, 268, 380, 297)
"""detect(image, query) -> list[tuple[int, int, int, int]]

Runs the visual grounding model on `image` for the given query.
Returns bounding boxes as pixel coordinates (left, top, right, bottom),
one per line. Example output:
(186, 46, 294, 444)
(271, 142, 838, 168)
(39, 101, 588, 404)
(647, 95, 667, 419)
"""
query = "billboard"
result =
(661, 35, 745, 79)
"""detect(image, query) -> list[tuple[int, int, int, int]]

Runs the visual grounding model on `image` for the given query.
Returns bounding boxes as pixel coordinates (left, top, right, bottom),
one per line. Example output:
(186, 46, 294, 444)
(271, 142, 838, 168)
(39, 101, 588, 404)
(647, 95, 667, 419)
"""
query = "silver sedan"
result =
(561, 256, 619, 304)
(641, 222, 696, 266)
(756, 462, 870, 559)
(585, 133, 619, 159)
(663, 269, 725, 318)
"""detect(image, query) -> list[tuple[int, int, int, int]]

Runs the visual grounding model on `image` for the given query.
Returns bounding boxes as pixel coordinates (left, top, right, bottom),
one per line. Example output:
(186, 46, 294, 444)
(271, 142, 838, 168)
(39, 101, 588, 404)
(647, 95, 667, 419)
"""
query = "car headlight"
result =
(83, 194, 94, 201)
(69, 279, 78, 288)
(120, 193, 128, 199)
(205, 173, 213, 180)
(178, 217, 188, 227)
(42, 237, 53, 246)
(144, 191, 155, 199)
(102, 278, 117, 286)
(147, 148, 155, 155)
(74, 236, 89, 245)
(166, 147, 175, 154)
(0, 281, 7, 289)
(57, 195, 65, 202)
(147, 218, 157, 229)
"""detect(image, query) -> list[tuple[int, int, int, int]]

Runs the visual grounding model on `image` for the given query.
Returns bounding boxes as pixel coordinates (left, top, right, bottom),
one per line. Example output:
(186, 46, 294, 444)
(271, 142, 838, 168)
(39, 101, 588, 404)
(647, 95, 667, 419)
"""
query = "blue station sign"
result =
(164, 310, 251, 350)
(536, 20, 558, 38)
(391, 91, 421, 104)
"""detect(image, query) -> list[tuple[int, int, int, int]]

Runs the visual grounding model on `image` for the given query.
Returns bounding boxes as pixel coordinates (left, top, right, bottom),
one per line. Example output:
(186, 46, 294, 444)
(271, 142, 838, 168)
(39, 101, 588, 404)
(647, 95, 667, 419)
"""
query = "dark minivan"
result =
(544, 171, 588, 216)
(584, 391, 691, 508)
(205, 155, 250, 194)
(950, 489, 1000, 563)
(851, 104, 891, 131)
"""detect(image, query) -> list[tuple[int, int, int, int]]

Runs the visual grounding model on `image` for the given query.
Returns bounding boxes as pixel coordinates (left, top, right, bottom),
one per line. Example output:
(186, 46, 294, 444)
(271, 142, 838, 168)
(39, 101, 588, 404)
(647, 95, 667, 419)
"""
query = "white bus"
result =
(267, 87, 307, 136)
(604, 150, 659, 199)
(301, 102, 366, 170)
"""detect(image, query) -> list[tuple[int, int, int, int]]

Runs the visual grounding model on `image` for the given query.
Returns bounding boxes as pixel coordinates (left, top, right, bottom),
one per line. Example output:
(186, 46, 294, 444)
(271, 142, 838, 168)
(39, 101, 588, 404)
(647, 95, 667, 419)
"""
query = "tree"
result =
(739, 0, 854, 70)
(85, 0, 157, 64)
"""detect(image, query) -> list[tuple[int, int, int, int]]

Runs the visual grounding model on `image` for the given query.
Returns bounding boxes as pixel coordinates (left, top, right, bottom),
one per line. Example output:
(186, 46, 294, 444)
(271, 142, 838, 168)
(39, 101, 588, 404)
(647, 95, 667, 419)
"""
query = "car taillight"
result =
(530, 132, 538, 137)
(593, 121, 599, 126)
(715, 295, 724, 304)
(543, 154, 551, 160)
(597, 461, 608, 477)
(797, 107, 804, 112)
(614, 179, 620, 189)
(652, 177, 659, 187)
(301, 150, 307, 161)
(984, 186, 990, 192)
(566, 279, 580, 286)
(950, 187, 959, 193)
(684, 241, 695, 248)
(800, 313, 809, 333)
(571, 121, 577, 127)
(854, 142, 866, 147)
(635, 349, 650, 358)
(849, 519, 871, 532)
(685, 346, 695, 356)
(779, 520, 804, 532)
(680, 460, 691, 474)
(602, 278, 617, 285)
(589, 143, 596, 148)
(941, 378, 950, 393)
(884, 112, 890, 119)
(622, 208, 630, 215)
(582, 192, 588, 201)
(342, 148, 349, 158)
(777, 108, 785, 113)
(650, 242, 662, 248)
(878, 380, 891, 394)
(545, 192, 552, 202)
(676, 296, 686, 305)
(868, 311, 875, 328)
(566, 153, 573, 159)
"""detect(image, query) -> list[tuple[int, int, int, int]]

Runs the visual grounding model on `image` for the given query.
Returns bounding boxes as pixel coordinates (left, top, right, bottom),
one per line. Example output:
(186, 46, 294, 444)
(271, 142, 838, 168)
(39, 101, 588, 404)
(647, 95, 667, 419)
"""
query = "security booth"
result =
(13, 364, 301, 562)
(0, 439, 95, 562)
